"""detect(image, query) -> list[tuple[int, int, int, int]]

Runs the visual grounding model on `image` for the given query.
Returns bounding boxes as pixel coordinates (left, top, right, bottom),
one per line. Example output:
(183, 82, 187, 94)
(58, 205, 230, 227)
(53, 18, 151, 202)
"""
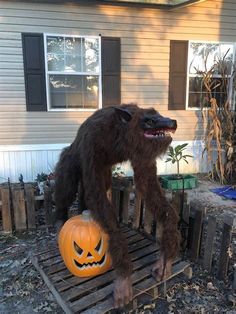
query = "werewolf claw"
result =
(113, 277, 133, 308)
(152, 256, 172, 282)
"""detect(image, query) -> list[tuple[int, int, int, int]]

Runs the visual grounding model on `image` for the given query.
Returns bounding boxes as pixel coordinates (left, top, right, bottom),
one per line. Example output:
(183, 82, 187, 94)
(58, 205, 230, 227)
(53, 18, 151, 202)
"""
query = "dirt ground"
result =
(0, 177, 235, 314)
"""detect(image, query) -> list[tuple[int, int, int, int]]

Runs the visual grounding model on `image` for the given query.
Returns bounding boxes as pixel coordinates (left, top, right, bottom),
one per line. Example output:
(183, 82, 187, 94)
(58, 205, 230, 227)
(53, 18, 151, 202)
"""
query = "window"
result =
(45, 35, 101, 110)
(187, 42, 235, 109)
(168, 40, 236, 111)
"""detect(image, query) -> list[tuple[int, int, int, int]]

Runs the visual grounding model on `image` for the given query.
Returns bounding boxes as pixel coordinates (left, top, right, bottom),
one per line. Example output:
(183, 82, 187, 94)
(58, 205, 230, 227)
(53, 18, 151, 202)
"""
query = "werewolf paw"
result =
(152, 256, 172, 282)
(113, 276, 133, 308)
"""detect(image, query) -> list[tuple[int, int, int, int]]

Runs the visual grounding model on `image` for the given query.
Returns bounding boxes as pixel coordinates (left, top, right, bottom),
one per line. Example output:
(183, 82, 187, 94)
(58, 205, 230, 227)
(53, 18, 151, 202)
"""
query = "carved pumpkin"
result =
(58, 210, 112, 277)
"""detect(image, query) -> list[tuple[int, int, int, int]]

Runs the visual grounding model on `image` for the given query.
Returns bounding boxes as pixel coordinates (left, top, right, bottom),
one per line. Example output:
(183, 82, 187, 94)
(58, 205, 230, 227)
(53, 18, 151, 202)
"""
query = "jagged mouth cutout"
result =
(73, 239, 107, 269)
(74, 253, 107, 269)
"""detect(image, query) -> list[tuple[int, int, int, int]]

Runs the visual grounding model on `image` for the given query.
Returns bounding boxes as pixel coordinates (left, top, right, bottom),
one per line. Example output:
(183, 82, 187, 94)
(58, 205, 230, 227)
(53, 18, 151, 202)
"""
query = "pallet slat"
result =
(203, 215, 217, 272)
(25, 184, 36, 229)
(80, 261, 190, 314)
(12, 189, 27, 231)
(60, 243, 157, 297)
(133, 192, 142, 229)
(31, 225, 190, 314)
(217, 214, 235, 280)
(190, 208, 204, 261)
(1, 187, 12, 233)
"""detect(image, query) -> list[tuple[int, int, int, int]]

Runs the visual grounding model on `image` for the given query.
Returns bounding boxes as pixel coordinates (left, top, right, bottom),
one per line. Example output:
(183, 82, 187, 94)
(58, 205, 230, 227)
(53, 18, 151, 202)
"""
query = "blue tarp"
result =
(210, 186, 236, 200)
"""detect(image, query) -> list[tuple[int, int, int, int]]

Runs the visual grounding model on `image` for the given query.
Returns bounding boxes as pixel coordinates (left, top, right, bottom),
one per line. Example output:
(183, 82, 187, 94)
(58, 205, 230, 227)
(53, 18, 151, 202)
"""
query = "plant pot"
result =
(160, 174, 198, 190)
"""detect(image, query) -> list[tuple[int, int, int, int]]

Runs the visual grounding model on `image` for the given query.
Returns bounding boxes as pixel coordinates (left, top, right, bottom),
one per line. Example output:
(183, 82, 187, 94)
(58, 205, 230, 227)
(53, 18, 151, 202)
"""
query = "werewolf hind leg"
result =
(54, 146, 80, 221)
(82, 169, 133, 308)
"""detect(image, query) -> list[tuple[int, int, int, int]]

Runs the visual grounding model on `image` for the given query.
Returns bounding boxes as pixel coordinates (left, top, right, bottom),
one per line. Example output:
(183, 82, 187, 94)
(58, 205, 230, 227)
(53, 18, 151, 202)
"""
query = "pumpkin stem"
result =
(82, 210, 92, 220)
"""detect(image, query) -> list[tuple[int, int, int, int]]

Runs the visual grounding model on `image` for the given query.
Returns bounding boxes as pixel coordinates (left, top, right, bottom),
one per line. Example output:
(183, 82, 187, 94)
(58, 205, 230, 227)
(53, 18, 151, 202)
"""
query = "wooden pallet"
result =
(30, 225, 191, 314)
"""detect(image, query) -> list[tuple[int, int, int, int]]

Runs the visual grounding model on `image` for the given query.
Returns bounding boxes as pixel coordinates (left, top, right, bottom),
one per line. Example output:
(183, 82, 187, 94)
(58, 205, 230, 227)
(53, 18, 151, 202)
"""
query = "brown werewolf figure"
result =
(54, 104, 181, 308)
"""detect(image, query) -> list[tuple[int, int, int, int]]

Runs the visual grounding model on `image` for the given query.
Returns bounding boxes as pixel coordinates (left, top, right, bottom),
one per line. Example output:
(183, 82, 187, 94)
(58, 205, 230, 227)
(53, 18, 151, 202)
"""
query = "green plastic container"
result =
(160, 174, 198, 190)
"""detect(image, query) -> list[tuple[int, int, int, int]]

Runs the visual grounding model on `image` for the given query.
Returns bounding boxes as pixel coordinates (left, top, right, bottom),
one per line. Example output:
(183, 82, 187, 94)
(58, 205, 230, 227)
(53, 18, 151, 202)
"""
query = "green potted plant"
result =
(161, 143, 197, 190)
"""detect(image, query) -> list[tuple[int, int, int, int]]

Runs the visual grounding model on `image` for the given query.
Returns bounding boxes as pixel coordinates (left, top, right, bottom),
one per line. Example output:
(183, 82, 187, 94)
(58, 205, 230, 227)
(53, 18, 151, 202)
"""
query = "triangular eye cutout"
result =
(74, 241, 83, 255)
(95, 238, 102, 252)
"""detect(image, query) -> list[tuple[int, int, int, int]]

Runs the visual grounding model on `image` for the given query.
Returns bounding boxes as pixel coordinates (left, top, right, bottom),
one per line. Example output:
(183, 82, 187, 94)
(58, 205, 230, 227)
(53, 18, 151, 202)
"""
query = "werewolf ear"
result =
(114, 107, 132, 123)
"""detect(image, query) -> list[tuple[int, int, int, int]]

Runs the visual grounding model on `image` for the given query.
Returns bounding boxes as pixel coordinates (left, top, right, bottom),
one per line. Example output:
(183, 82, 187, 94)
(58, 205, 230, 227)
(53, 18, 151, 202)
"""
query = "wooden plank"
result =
(44, 185, 54, 226)
(132, 192, 142, 229)
(121, 189, 130, 224)
(155, 222, 163, 244)
(217, 214, 235, 280)
(45, 231, 144, 274)
(12, 188, 27, 230)
(189, 208, 204, 261)
(111, 188, 120, 220)
(61, 244, 157, 300)
(70, 253, 159, 312)
(0, 187, 12, 233)
(80, 261, 190, 314)
(203, 215, 216, 272)
(30, 255, 73, 314)
(24, 183, 36, 229)
(51, 238, 151, 283)
(56, 238, 157, 293)
(143, 207, 153, 235)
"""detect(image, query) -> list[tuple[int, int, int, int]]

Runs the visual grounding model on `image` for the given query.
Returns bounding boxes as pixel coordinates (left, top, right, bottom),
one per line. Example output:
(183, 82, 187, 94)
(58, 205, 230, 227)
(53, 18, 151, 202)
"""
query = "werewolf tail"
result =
(54, 145, 80, 220)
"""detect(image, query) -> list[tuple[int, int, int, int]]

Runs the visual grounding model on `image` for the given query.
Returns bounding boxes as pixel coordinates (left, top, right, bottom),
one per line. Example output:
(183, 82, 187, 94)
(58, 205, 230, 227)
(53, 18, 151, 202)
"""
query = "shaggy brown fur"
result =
(54, 104, 181, 308)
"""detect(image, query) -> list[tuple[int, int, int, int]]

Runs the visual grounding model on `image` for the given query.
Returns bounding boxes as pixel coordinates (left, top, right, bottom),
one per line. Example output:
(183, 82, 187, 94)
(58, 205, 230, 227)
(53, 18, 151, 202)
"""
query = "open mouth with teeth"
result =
(74, 254, 107, 269)
(144, 128, 176, 139)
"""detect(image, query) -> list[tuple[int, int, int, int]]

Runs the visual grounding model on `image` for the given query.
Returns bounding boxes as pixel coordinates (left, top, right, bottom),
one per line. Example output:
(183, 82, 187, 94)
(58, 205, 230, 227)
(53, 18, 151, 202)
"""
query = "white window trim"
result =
(186, 40, 236, 111)
(44, 33, 102, 112)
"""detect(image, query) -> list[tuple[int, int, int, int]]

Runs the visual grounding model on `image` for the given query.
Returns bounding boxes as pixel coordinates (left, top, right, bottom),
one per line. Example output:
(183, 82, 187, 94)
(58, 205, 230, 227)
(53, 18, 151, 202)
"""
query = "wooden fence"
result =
(0, 182, 54, 232)
(0, 177, 235, 286)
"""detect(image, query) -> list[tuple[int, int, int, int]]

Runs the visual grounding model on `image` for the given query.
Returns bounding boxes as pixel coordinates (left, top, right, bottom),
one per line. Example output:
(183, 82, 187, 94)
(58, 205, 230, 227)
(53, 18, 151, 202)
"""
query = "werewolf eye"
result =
(146, 119, 155, 127)
(95, 238, 102, 252)
(74, 241, 83, 255)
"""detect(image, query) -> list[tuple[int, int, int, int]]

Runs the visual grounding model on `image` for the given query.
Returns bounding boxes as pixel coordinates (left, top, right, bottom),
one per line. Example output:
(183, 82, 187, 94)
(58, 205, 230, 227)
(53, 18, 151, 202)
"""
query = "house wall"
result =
(0, 0, 234, 181)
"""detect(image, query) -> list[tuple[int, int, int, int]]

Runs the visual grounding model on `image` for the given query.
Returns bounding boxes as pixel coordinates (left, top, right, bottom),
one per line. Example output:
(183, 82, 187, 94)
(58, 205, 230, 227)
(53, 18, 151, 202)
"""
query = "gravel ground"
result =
(0, 178, 235, 314)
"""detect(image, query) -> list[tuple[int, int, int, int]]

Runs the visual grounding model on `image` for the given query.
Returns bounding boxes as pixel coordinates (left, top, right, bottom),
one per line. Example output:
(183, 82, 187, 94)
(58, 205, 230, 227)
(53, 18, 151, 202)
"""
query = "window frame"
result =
(186, 40, 236, 111)
(43, 33, 102, 112)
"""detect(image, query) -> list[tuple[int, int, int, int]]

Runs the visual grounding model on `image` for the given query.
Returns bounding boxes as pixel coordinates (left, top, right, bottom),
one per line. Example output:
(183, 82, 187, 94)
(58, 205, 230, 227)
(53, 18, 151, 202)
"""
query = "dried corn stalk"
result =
(199, 54, 235, 183)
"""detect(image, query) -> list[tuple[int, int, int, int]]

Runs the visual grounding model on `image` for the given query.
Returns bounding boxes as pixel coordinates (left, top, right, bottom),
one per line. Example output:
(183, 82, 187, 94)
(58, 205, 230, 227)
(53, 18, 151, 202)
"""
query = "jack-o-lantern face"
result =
(58, 211, 112, 277)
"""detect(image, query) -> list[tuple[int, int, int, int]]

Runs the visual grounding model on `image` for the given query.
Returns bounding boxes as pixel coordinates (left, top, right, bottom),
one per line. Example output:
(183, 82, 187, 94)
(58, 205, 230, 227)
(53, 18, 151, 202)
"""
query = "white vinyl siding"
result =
(0, 0, 236, 145)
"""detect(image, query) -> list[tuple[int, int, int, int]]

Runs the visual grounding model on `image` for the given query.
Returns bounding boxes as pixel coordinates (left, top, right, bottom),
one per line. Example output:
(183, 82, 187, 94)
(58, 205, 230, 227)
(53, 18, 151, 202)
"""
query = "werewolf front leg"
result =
(133, 161, 181, 281)
(82, 168, 133, 308)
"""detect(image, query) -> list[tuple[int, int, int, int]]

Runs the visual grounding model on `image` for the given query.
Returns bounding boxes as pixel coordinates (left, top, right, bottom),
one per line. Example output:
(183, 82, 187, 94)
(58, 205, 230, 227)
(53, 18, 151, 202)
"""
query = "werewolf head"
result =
(114, 104, 177, 160)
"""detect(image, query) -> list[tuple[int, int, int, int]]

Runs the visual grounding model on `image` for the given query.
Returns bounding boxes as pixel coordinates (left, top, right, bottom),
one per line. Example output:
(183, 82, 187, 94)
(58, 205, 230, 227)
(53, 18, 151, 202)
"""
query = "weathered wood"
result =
(217, 214, 235, 280)
(203, 215, 217, 272)
(233, 264, 236, 290)
(143, 207, 153, 235)
(61, 244, 158, 299)
(155, 222, 163, 247)
(32, 223, 190, 314)
(30, 255, 73, 314)
(189, 208, 204, 261)
(44, 185, 53, 226)
(51, 238, 151, 284)
(121, 188, 130, 224)
(111, 188, 120, 219)
(12, 188, 27, 230)
(132, 192, 142, 229)
(80, 261, 190, 314)
(1, 187, 12, 233)
(24, 183, 36, 229)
